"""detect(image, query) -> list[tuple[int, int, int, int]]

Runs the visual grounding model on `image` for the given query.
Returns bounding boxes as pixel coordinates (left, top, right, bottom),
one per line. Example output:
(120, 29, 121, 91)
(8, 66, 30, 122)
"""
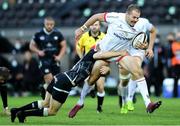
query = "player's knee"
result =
(42, 100, 49, 108)
(120, 79, 129, 87)
(87, 78, 96, 86)
(119, 74, 130, 87)
(48, 108, 58, 116)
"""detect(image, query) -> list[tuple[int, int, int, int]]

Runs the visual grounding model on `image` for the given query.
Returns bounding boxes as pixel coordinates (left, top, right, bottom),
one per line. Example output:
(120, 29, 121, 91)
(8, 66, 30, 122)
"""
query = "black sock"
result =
(40, 87, 46, 100)
(17, 101, 39, 111)
(24, 108, 44, 117)
(0, 85, 8, 108)
(97, 96, 104, 109)
(119, 96, 122, 108)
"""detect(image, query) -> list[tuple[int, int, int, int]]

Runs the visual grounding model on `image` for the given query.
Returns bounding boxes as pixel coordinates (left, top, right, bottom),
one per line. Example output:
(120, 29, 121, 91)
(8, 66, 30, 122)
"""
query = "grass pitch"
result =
(0, 95, 180, 125)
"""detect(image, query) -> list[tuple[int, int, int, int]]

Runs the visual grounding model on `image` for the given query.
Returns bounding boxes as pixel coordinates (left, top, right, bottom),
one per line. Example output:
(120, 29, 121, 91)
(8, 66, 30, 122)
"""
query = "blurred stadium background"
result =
(0, 0, 180, 98)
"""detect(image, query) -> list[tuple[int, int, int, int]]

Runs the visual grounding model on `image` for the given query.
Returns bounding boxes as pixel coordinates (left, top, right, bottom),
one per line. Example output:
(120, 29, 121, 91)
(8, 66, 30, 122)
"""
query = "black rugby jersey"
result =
(64, 49, 97, 86)
(33, 28, 64, 59)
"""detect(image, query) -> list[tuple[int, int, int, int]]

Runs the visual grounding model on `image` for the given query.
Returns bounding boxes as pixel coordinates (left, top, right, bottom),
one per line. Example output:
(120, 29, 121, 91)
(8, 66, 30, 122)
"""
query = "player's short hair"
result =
(44, 16, 55, 23)
(0, 67, 10, 81)
(126, 4, 141, 14)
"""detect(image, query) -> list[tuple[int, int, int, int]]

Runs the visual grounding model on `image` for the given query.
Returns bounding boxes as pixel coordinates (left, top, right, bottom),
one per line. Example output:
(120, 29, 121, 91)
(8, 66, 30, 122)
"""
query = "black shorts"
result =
(52, 73, 73, 103)
(39, 59, 60, 75)
(47, 80, 55, 94)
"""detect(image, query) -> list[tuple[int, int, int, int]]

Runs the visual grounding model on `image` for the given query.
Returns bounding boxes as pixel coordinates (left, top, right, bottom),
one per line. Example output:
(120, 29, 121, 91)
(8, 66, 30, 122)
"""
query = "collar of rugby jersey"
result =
(43, 28, 54, 35)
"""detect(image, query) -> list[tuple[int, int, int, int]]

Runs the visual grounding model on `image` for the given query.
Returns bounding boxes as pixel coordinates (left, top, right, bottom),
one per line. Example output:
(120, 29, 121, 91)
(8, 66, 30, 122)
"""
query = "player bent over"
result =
(10, 49, 127, 123)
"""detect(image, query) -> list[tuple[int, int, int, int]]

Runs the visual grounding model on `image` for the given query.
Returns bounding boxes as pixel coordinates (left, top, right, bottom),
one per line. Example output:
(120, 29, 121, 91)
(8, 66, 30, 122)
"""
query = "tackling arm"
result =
(93, 50, 127, 60)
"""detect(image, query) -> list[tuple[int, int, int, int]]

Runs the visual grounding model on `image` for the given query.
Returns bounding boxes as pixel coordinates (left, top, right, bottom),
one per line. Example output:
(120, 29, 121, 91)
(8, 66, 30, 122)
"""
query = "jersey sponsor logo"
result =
(54, 36, 58, 40)
(40, 36, 45, 40)
(113, 33, 132, 41)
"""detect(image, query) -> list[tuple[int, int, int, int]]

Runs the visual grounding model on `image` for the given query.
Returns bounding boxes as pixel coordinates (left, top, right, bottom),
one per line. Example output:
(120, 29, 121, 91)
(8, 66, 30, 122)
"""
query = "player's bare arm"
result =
(75, 13, 105, 41)
(29, 40, 45, 57)
(146, 26, 156, 58)
(93, 50, 127, 60)
(54, 40, 66, 61)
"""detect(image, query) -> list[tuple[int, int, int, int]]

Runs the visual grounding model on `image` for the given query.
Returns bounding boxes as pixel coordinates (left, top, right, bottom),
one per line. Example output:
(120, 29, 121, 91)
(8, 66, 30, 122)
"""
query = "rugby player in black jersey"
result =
(29, 17, 66, 100)
(10, 48, 127, 123)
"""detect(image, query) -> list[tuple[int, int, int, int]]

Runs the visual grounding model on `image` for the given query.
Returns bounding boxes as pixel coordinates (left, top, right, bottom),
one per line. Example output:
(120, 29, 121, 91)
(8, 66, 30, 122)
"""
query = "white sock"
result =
(97, 91, 105, 97)
(127, 79, 137, 102)
(136, 77, 151, 107)
(43, 108, 49, 116)
(119, 84, 128, 106)
(37, 100, 43, 109)
(77, 81, 94, 105)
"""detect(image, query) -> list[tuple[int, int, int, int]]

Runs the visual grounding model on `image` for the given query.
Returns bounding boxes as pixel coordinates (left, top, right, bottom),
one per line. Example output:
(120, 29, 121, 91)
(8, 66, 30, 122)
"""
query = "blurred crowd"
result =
(0, 37, 43, 96)
(0, 31, 180, 97)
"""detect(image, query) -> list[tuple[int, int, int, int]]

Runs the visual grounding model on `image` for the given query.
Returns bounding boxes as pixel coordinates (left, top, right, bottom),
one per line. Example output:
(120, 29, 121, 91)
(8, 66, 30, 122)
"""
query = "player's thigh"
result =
(43, 91, 52, 107)
(119, 56, 142, 73)
(49, 96, 63, 115)
(51, 62, 61, 75)
(88, 60, 108, 85)
(96, 77, 105, 92)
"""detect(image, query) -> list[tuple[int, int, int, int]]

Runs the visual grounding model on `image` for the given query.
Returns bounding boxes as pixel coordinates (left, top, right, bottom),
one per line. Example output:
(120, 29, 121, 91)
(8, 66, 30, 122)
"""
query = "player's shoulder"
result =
(138, 17, 150, 24)
(107, 12, 124, 18)
(34, 29, 44, 36)
(53, 28, 62, 34)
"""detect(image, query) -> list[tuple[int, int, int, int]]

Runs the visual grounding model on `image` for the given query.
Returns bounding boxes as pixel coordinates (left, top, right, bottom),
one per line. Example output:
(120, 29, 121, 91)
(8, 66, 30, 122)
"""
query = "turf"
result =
(0, 95, 180, 125)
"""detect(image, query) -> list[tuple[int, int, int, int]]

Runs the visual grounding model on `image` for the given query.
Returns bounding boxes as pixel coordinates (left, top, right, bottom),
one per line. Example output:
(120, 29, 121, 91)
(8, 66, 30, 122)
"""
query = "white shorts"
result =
(128, 46, 145, 60)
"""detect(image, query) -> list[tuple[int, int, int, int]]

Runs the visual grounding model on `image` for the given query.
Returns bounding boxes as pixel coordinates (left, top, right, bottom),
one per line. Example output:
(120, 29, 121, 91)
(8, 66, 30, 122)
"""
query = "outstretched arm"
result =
(75, 13, 105, 41)
(93, 50, 127, 60)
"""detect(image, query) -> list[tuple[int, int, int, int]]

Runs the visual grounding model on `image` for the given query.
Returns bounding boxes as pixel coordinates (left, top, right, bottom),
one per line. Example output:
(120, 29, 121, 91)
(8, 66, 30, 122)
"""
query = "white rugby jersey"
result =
(98, 12, 136, 52)
(128, 16, 153, 60)
(97, 12, 153, 61)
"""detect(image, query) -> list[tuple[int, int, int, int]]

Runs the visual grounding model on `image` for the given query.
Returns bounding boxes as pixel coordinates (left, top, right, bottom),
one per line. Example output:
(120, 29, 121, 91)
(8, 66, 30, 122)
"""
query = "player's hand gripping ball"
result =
(132, 32, 148, 50)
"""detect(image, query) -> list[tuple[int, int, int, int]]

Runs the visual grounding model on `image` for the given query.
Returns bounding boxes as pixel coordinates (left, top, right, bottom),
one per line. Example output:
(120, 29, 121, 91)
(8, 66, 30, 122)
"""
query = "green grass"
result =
(0, 95, 180, 125)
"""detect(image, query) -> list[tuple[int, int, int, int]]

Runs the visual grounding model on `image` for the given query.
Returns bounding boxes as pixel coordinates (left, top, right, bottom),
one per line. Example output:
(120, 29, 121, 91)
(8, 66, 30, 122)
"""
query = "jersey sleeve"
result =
(144, 19, 153, 31)
(104, 12, 119, 24)
(57, 31, 65, 42)
(32, 33, 39, 44)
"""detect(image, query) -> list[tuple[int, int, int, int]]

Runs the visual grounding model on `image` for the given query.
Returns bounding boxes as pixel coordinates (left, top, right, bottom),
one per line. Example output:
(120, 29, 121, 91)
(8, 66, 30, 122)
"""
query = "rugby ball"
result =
(132, 32, 147, 49)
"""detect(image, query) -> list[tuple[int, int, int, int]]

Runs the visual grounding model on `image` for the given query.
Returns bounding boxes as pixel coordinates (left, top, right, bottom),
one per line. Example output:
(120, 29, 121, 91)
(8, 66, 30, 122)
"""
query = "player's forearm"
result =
(148, 27, 157, 50)
(93, 51, 126, 60)
(57, 40, 66, 59)
(82, 13, 104, 30)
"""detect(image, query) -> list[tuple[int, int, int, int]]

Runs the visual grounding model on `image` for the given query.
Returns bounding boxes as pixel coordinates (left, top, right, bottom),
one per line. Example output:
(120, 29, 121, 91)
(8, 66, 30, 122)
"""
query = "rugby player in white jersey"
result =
(69, 4, 161, 118)
(117, 12, 157, 113)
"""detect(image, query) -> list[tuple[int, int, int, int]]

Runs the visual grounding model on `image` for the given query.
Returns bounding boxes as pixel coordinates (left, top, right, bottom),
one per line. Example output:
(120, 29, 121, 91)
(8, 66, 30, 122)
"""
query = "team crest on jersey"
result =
(40, 36, 45, 40)
(54, 36, 58, 40)
(45, 69, 49, 73)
